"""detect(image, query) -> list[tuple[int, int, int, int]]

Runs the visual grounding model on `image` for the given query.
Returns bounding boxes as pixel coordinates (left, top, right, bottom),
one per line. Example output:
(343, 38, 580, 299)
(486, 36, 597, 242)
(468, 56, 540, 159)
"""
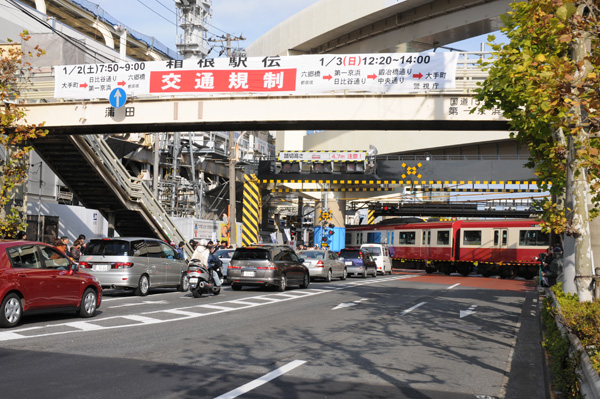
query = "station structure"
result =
(1, 0, 543, 252)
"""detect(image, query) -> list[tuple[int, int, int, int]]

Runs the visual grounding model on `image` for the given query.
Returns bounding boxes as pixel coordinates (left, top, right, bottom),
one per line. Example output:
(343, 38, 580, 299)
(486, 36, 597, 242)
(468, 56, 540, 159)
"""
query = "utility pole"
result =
(224, 33, 245, 247)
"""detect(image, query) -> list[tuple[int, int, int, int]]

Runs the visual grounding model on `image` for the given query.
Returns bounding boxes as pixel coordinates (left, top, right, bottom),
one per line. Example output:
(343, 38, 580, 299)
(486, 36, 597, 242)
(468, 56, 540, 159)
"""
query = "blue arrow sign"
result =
(109, 87, 126, 108)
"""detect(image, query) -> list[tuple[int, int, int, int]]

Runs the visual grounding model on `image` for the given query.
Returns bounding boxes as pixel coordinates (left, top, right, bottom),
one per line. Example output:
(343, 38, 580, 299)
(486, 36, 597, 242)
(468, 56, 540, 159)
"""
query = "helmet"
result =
(198, 238, 208, 246)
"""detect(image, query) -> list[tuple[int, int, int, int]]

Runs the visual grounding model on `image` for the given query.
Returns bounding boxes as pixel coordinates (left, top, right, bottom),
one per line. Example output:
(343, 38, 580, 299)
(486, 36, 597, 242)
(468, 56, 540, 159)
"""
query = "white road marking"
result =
(109, 300, 169, 309)
(332, 302, 357, 310)
(122, 315, 163, 324)
(0, 276, 411, 342)
(460, 305, 478, 318)
(447, 283, 461, 290)
(400, 302, 427, 316)
(214, 360, 307, 399)
(63, 321, 104, 331)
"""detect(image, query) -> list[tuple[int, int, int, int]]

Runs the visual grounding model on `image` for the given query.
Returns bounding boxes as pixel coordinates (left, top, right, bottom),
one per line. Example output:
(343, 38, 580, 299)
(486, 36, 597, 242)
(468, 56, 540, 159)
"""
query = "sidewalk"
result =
(502, 288, 550, 399)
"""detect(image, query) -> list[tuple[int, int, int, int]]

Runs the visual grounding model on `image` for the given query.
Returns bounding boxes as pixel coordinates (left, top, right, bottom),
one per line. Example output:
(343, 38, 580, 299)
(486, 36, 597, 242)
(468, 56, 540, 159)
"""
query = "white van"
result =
(360, 244, 392, 275)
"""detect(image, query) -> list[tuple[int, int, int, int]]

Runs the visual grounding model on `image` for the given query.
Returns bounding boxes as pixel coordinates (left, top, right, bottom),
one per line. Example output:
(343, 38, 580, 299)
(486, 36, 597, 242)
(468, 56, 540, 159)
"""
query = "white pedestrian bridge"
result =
(20, 52, 506, 135)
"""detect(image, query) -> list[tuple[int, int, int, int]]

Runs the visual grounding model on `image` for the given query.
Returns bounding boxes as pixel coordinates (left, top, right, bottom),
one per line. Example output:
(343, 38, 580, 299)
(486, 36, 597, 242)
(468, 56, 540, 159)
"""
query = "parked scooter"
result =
(188, 259, 222, 298)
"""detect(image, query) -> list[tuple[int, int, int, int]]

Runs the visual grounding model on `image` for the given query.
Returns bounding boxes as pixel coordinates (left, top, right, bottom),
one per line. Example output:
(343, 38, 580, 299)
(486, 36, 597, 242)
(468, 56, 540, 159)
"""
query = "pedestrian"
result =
(61, 236, 70, 252)
(70, 239, 83, 261)
(176, 241, 185, 260)
(544, 247, 563, 287)
(537, 247, 553, 287)
(77, 234, 87, 252)
(16, 231, 27, 240)
(54, 238, 68, 257)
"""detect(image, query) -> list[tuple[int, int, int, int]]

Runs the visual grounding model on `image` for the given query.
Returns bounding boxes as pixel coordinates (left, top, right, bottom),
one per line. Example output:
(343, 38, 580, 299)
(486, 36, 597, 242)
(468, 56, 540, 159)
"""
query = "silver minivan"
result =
(79, 238, 189, 296)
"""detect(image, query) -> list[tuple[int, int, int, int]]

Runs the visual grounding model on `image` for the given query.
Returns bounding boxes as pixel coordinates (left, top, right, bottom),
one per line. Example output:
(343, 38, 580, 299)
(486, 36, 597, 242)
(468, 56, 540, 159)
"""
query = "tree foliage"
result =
(0, 32, 48, 238)
(474, 0, 600, 235)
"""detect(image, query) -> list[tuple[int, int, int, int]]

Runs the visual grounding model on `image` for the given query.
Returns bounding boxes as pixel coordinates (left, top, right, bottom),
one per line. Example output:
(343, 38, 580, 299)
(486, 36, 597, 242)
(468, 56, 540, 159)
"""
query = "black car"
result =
(338, 248, 377, 278)
(228, 245, 310, 291)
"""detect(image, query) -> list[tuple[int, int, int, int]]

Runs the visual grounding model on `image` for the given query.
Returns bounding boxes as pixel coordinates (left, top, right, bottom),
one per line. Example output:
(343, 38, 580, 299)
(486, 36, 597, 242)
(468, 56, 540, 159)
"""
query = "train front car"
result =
(456, 219, 549, 278)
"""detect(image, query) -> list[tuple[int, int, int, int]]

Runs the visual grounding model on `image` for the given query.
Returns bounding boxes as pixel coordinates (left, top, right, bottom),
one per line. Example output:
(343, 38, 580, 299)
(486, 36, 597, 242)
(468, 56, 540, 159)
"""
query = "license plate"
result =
(189, 277, 198, 284)
(242, 271, 255, 277)
(345, 261, 352, 265)
(94, 264, 110, 271)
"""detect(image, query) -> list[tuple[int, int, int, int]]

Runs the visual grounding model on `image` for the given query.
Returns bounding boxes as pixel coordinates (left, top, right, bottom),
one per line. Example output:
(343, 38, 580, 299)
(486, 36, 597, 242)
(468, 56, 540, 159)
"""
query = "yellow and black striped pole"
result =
(242, 174, 261, 247)
(368, 210, 375, 225)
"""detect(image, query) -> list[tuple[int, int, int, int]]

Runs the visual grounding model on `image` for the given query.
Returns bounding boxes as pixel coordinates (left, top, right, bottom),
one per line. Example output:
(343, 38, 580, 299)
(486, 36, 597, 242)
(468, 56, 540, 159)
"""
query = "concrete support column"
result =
(34, 0, 47, 14)
(241, 174, 260, 247)
(296, 197, 304, 245)
(314, 192, 346, 228)
(107, 212, 115, 237)
(119, 28, 128, 62)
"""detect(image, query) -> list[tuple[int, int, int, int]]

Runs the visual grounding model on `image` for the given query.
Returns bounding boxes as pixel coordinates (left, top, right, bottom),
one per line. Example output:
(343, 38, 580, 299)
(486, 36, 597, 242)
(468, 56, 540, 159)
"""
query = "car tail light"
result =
(111, 262, 134, 269)
(79, 261, 92, 269)
(256, 262, 277, 270)
(316, 260, 324, 268)
(229, 266, 242, 269)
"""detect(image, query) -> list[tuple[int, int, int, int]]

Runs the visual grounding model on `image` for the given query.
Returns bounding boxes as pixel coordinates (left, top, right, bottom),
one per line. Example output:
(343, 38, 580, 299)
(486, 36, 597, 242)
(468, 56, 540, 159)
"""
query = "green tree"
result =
(0, 32, 48, 238)
(474, 0, 599, 300)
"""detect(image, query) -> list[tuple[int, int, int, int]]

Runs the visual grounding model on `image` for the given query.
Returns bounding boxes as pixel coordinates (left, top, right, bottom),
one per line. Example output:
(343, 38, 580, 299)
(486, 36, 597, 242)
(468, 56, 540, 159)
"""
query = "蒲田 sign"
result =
(54, 52, 458, 100)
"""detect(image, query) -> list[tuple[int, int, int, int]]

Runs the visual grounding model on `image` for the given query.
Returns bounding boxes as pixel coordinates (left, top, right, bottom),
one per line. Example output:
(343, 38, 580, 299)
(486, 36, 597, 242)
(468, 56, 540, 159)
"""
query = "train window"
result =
(399, 231, 416, 245)
(463, 230, 482, 245)
(519, 230, 550, 246)
(494, 230, 500, 246)
(437, 231, 450, 245)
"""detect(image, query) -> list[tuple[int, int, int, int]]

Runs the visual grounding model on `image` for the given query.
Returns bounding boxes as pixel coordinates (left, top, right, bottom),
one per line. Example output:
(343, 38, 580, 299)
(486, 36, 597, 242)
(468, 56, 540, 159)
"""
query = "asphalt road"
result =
(0, 272, 549, 399)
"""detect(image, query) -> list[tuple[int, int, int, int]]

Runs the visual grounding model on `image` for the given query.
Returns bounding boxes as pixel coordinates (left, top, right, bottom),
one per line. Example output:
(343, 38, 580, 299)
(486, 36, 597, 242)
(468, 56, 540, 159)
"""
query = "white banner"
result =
(278, 151, 366, 162)
(54, 52, 458, 100)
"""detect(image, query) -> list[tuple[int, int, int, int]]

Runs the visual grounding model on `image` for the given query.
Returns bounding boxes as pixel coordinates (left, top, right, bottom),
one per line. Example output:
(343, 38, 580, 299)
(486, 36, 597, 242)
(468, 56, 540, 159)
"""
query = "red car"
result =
(0, 240, 102, 328)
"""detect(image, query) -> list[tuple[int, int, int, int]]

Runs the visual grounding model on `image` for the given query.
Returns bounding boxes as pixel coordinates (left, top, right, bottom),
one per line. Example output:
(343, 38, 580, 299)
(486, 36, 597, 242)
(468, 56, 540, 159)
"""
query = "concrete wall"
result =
(302, 130, 511, 154)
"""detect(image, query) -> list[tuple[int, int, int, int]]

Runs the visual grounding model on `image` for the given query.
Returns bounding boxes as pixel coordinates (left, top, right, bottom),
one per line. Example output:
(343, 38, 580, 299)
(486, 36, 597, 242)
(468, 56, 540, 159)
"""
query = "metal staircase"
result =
(32, 134, 189, 249)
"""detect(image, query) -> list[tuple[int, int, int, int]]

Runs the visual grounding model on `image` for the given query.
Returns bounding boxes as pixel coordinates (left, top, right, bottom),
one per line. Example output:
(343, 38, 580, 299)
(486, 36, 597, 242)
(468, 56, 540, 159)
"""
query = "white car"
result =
(214, 249, 235, 280)
(298, 250, 347, 282)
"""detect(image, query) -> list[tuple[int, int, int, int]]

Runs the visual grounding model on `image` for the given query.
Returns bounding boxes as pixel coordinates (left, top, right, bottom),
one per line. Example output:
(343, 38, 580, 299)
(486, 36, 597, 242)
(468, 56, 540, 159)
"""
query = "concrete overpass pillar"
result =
(241, 174, 260, 247)
(314, 192, 346, 229)
(107, 212, 115, 237)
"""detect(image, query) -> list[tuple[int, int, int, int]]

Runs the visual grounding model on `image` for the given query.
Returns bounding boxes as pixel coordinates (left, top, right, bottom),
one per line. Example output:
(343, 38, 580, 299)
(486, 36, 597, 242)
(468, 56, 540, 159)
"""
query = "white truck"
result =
(360, 243, 393, 275)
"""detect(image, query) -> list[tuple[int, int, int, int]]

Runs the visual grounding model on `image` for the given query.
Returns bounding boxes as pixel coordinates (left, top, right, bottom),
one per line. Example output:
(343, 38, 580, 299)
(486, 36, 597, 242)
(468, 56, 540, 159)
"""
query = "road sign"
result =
(109, 88, 126, 108)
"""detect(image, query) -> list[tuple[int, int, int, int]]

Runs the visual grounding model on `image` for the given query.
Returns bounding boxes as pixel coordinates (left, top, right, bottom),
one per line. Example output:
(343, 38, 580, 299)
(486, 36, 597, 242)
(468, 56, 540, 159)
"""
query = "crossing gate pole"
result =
(242, 174, 261, 246)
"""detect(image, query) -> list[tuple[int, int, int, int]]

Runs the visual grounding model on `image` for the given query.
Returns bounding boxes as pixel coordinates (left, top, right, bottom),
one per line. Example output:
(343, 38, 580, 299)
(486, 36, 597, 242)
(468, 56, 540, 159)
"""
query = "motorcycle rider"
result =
(190, 238, 210, 267)
(208, 242, 224, 281)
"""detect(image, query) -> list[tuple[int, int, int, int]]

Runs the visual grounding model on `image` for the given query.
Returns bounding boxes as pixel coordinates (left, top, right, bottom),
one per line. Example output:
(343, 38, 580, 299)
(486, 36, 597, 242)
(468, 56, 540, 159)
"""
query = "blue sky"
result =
(89, 0, 497, 54)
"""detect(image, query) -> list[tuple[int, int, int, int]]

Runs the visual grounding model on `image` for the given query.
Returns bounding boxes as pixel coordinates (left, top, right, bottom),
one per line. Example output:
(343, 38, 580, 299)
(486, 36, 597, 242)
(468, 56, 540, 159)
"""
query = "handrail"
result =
(80, 134, 191, 255)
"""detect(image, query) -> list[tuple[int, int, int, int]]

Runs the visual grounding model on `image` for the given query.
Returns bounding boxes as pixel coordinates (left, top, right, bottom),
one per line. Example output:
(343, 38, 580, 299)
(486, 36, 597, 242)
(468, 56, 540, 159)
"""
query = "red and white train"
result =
(345, 219, 550, 278)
